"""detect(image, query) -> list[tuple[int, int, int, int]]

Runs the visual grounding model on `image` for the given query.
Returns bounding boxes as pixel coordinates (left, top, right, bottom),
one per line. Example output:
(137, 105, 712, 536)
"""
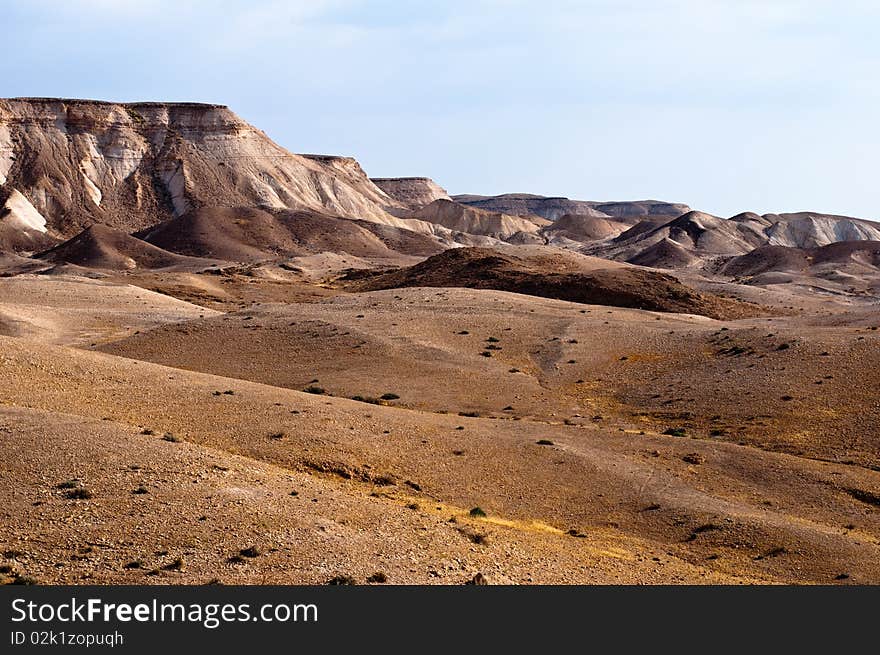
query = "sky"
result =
(3, 0, 879, 218)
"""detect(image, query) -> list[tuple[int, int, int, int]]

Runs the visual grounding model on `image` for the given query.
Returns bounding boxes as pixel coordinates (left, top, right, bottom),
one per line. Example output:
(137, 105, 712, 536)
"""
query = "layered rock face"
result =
(0, 98, 405, 243)
(453, 193, 691, 221)
(371, 177, 451, 209)
(762, 213, 880, 248)
(410, 199, 542, 239)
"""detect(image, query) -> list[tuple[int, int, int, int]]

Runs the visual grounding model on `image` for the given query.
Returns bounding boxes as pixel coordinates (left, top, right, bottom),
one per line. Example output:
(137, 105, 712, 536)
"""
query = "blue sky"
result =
(3, 0, 879, 218)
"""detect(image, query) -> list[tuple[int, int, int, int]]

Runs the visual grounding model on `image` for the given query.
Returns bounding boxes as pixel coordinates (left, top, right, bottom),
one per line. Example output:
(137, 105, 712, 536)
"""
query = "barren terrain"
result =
(1, 97, 878, 585)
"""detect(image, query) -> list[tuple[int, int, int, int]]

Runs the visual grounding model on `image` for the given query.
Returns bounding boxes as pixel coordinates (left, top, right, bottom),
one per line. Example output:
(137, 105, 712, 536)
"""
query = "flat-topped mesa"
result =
(452, 193, 691, 221)
(0, 97, 405, 244)
(371, 176, 451, 210)
(2, 98, 238, 133)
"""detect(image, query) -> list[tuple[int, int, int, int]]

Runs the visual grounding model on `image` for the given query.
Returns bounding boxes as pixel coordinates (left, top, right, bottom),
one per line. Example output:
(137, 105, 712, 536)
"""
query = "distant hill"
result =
(345, 246, 761, 319)
(38, 223, 205, 270)
(409, 199, 544, 240)
(453, 193, 690, 221)
(584, 210, 880, 272)
(371, 177, 450, 209)
(138, 206, 446, 262)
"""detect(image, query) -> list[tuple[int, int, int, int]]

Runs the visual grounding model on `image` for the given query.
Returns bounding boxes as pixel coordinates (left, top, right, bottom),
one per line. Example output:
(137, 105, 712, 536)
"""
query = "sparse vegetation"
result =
(536, 439, 554, 446)
(162, 432, 181, 443)
(380, 393, 400, 401)
(326, 575, 356, 585)
(10, 575, 38, 586)
(351, 395, 381, 404)
(366, 572, 387, 583)
(162, 557, 185, 571)
(663, 428, 687, 437)
(469, 507, 486, 517)
(304, 386, 326, 394)
(686, 523, 721, 542)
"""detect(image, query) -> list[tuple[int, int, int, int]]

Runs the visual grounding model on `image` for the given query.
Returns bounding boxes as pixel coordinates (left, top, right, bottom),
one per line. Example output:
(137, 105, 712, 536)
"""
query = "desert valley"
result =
(0, 97, 878, 585)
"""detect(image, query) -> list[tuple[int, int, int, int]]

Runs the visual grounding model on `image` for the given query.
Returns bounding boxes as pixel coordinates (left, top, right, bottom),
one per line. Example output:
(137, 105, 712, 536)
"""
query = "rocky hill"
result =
(585, 210, 880, 272)
(371, 177, 450, 209)
(345, 246, 761, 319)
(38, 223, 204, 270)
(0, 98, 406, 244)
(410, 199, 544, 240)
(453, 193, 690, 221)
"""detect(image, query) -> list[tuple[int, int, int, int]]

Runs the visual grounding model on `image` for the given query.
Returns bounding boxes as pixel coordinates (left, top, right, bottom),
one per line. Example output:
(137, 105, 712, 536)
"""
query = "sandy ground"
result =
(0, 277, 878, 584)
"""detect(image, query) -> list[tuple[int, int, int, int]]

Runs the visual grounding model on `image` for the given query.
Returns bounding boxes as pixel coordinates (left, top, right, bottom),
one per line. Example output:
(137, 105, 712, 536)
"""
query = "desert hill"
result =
(542, 212, 632, 242)
(38, 224, 209, 270)
(0, 189, 59, 252)
(345, 246, 760, 318)
(720, 240, 880, 294)
(585, 210, 880, 280)
(0, 98, 407, 242)
(409, 199, 545, 239)
(453, 193, 690, 221)
(764, 212, 880, 248)
(626, 237, 701, 269)
(371, 177, 451, 209)
(138, 206, 446, 262)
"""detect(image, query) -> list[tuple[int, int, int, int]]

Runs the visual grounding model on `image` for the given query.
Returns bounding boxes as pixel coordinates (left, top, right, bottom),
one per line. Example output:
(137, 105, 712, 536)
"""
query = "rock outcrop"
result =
(410, 199, 542, 240)
(371, 177, 450, 209)
(453, 193, 690, 221)
(0, 98, 407, 244)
